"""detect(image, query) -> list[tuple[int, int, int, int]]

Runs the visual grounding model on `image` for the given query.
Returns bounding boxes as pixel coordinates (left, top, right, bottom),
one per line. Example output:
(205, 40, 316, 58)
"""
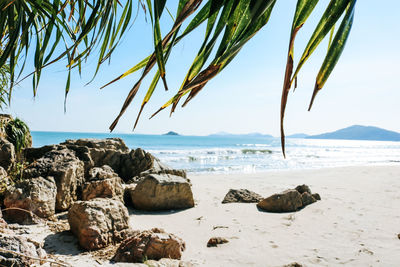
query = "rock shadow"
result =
(127, 207, 189, 216)
(43, 230, 82, 256)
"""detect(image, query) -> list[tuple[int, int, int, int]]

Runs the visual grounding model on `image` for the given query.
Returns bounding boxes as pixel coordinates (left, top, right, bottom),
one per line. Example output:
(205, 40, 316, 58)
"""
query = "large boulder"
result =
(222, 189, 263, 204)
(0, 233, 46, 267)
(257, 189, 303, 212)
(24, 148, 84, 211)
(82, 166, 124, 201)
(130, 174, 194, 211)
(3, 176, 57, 223)
(68, 198, 130, 250)
(113, 228, 185, 263)
(0, 138, 15, 170)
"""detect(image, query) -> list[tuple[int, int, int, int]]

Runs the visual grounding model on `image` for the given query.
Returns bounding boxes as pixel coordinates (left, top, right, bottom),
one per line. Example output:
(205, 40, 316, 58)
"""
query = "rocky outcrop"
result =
(68, 198, 130, 250)
(0, 138, 15, 170)
(123, 183, 137, 206)
(222, 189, 262, 203)
(207, 237, 229, 247)
(0, 233, 47, 267)
(113, 228, 185, 263)
(130, 174, 194, 211)
(24, 148, 84, 211)
(24, 139, 186, 184)
(257, 190, 303, 212)
(258, 185, 321, 212)
(3, 177, 57, 223)
(62, 138, 129, 152)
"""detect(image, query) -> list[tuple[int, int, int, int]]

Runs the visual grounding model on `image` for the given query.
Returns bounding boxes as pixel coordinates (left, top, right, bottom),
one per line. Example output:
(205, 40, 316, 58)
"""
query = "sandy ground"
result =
(10, 165, 400, 266)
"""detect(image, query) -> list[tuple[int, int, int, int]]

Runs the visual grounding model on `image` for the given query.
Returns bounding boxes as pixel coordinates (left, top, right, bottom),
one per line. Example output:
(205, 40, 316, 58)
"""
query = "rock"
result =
(130, 174, 194, 211)
(88, 165, 117, 179)
(24, 148, 84, 211)
(257, 189, 303, 212)
(82, 177, 124, 201)
(23, 145, 59, 163)
(221, 189, 262, 203)
(397, 233, 400, 240)
(0, 208, 7, 229)
(68, 198, 130, 250)
(312, 193, 321, 200)
(113, 228, 185, 263)
(145, 258, 193, 267)
(0, 138, 15, 170)
(295, 184, 312, 195)
(207, 237, 229, 247)
(0, 166, 9, 204)
(0, 233, 47, 267)
(3, 177, 57, 224)
(301, 192, 317, 207)
(62, 138, 129, 152)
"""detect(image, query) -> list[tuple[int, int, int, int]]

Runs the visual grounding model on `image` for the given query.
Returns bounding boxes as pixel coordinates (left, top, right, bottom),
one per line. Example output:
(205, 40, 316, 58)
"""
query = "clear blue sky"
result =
(5, 0, 400, 136)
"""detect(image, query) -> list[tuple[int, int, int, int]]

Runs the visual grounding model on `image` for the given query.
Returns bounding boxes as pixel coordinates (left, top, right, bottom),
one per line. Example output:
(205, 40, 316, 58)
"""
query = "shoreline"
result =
(6, 165, 400, 266)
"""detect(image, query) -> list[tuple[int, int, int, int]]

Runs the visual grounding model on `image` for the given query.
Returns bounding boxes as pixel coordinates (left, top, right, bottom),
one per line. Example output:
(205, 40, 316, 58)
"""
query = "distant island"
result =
(163, 131, 180, 136)
(306, 125, 400, 142)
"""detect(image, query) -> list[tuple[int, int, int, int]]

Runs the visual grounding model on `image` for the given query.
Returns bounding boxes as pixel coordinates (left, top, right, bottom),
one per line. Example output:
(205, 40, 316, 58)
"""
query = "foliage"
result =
(0, 64, 10, 109)
(0, 0, 357, 154)
(5, 118, 30, 154)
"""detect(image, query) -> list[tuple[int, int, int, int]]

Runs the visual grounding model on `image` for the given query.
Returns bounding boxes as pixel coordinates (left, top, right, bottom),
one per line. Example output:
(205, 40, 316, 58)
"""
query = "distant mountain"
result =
(307, 125, 400, 141)
(163, 131, 180, 136)
(287, 133, 309, 138)
(209, 132, 274, 138)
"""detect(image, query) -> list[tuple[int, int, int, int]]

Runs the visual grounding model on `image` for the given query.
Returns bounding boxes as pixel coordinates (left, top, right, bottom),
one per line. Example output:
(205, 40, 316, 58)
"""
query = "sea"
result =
(31, 131, 400, 174)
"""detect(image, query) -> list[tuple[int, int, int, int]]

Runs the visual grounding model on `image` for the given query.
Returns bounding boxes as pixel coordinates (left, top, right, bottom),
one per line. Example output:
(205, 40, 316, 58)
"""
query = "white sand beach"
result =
(9, 165, 400, 267)
(132, 165, 400, 266)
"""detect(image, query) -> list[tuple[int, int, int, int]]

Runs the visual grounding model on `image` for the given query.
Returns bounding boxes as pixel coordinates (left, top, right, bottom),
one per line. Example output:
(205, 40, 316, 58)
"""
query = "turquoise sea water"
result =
(31, 131, 400, 174)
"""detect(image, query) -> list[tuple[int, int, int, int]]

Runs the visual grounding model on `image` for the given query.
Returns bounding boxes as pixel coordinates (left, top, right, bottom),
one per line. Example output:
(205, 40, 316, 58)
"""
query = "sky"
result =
(4, 0, 400, 136)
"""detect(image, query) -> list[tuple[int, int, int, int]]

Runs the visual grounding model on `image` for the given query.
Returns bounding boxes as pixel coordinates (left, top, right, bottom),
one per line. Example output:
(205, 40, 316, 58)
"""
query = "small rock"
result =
(207, 237, 229, 247)
(295, 184, 312, 194)
(131, 174, 194, 211)
(0, 233, 47, 267)
(397, 233, 400, 239)
(301, 192, 317, 207)
(222, 189, 262, 203)
(312, 193, 321, 200)
(113, 228, 185, 263)
(257, 189, 303, 213)
(3, 176, 57, 224)
(68, 198, 130, 250)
